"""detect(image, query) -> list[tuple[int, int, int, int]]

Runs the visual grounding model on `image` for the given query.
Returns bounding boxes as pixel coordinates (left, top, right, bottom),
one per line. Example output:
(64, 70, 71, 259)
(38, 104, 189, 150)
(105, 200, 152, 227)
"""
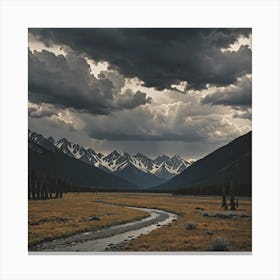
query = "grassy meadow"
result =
(28, 192, 251, 251)
(28, 193, 149, 247)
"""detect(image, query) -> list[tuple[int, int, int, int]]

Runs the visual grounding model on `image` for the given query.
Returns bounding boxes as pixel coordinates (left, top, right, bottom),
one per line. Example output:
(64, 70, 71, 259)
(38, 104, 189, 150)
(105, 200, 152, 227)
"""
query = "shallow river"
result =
(30, 205, 178, 252)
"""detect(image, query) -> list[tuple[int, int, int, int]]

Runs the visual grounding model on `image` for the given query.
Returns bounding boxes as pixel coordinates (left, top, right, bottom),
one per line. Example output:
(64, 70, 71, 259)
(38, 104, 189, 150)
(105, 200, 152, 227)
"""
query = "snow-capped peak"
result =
(154, 162, 176, 180)
(47, 136, 55, 144)
(154, 155, 171, 165)
(104, 150, 122, 161)
(86, 147, 96, 155)
(29, 129, 195, 182)
(55, 137, 71, 148)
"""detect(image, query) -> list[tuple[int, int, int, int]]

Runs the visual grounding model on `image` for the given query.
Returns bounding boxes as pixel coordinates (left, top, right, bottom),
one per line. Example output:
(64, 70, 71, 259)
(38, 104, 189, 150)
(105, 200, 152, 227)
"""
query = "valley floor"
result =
(28, 192, 251, 252)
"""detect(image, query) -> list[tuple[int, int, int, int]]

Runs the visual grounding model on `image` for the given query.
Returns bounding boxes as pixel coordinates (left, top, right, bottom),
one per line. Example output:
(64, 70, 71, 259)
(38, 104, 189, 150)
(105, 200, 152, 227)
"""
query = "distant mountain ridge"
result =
(28, 130, 193, 188)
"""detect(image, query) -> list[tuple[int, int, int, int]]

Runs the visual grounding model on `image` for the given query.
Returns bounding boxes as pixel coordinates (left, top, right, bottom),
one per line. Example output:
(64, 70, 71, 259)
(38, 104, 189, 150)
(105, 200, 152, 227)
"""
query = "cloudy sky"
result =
(28, 28, 252, 160)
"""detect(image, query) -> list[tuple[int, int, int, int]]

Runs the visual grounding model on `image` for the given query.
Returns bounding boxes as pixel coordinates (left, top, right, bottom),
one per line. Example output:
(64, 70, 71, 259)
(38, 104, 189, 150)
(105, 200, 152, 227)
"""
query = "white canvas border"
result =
(0, 0, 280, 279)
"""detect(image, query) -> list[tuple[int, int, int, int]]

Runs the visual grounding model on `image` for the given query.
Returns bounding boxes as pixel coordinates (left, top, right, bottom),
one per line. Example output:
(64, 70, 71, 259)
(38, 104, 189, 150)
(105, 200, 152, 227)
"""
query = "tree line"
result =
(28, 168, 72, 200)
(173, 180, 251, 196)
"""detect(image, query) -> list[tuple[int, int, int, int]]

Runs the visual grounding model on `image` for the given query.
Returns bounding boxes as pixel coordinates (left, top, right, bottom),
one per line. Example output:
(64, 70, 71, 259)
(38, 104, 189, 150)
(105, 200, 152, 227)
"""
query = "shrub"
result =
(240, 213, 249, 218)
(186, 222, 196, 230)
(210, 237, 229, 251)
(216, 213, 234, 219)
(195, 207, 204, 210)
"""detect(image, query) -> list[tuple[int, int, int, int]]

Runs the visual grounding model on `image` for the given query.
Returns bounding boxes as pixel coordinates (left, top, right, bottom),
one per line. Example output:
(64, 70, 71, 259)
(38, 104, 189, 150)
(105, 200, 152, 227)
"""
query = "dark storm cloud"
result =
(28, 48, 151, 115)
(29, 28, 252, 90)
(201, 75, 251, 107)
(81, 102, 245, 144)
(116, 90, 152, 109)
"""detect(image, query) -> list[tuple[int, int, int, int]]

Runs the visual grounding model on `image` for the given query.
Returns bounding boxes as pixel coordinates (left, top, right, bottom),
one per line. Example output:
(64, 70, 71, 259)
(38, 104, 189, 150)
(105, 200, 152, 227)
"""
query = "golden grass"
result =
(28, 192, 251, 251)
(28, 193, 149, 247)
(91, 193, 252, 251)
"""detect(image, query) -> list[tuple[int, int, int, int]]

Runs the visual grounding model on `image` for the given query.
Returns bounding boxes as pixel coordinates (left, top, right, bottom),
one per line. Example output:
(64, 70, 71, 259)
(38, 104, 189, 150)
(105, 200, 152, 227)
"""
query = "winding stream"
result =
(30, 204, 178, 252)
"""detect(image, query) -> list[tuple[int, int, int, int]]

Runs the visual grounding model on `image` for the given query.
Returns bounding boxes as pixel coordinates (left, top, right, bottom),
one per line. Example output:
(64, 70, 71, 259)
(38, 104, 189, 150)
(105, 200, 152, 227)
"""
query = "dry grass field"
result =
(28, 192, 251, 251)
(28, 193, 149, 247)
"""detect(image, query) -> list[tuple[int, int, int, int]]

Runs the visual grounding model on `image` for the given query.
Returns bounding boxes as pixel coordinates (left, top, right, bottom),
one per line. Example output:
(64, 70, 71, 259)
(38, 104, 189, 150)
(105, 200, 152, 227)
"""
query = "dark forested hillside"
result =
(150, 131, 252, 196)
(28, 141, 137, 191)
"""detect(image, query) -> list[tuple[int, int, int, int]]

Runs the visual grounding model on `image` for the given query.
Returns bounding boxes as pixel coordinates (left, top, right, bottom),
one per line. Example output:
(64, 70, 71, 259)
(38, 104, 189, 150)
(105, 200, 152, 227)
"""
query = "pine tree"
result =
(49, 176, 53, 199)
(31, 170, 36, 200)
(229, 180, 236, 210)
(55, 178, 59, 198)
(221, 184, 228, 210)
(59, 178, 64, 198)
(28, 173, 31, 200)
(36, 175, 40, 199)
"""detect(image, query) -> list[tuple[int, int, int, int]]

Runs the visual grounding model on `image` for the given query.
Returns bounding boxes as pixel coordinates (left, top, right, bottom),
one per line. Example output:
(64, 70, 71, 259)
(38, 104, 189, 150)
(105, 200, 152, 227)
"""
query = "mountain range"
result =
(28, 130, 193, 188)
(28, 130, 252, 195)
